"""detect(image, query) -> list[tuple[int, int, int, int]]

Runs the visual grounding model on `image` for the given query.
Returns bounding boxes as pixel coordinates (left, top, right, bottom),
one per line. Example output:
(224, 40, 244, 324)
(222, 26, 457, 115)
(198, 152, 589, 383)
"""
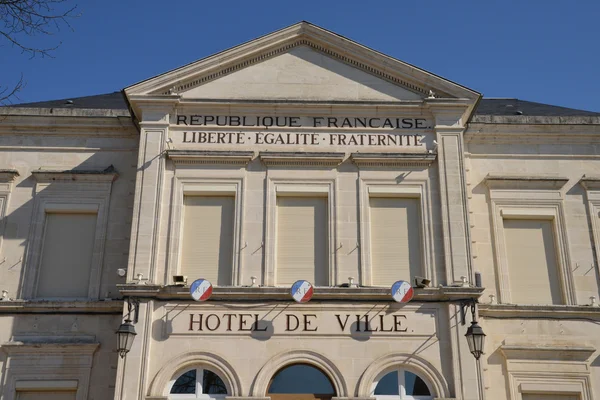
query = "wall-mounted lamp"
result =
(463, 300, 486, 360)
(115, 297, 139, 358)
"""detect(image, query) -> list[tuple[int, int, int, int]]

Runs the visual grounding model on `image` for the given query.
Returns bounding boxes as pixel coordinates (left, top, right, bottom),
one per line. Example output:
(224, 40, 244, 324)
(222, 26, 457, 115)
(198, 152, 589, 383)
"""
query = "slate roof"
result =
(6, 92, 600, 117)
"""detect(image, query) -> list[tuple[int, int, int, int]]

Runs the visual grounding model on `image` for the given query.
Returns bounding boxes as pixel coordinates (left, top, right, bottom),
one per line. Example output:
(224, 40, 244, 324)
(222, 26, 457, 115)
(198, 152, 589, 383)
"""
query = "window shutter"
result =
(504, 219, 562, 304)
(369, 197, 422, 287)
(17, 391, 76, 400)
(276, 196, 328, 286)
(522, 394, 579, 400)
(181, 196, 235, 286)
(37, 213, 97, 298)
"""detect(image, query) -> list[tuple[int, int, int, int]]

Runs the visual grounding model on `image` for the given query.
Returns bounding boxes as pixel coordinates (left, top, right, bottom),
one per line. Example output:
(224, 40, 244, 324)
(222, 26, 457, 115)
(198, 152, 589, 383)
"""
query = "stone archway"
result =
(251, 350, 347, 398)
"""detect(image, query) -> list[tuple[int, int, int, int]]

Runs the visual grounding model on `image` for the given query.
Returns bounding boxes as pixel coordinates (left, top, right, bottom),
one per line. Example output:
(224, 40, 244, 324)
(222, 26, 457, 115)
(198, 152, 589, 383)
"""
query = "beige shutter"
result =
(17, 391, 76, 400)
(504, 219, 562, 304)
(369, 197, 422, 287)
(522, 394, 579, 400)
(181, 196, 235, 286)
(276, 196, 328, 286)
(37, 213, 97, 298)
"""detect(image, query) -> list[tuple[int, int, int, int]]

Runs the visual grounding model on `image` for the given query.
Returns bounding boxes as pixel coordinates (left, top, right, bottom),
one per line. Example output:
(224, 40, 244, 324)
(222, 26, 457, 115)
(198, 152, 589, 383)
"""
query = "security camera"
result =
(117, 268, 127, 277)
(414, 276, 431, 288)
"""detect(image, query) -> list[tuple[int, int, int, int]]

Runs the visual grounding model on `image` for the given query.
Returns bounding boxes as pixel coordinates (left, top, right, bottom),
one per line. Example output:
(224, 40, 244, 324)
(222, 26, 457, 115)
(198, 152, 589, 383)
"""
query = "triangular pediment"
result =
(124, 22, 479, 115)
(180, 45, 423, 102)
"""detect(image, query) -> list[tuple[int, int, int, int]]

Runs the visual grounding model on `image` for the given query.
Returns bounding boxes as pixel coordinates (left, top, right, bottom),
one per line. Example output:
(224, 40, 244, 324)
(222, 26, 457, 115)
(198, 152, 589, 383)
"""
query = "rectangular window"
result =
(17, 391, 76, 400)
(504, 219, 562, 304)
(369, 197, 422, 286)
(276, 196, 328, 286)
(37, 213, 97, 298)
(181, 196, 235, 286)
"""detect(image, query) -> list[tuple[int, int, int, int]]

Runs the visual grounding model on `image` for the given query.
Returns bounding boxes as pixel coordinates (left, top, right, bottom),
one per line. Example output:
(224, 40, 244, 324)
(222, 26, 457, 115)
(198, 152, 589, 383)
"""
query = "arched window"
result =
(268, 363, 336, 399)
(372, 369, 433, 400)
(169, 367, 228, 399)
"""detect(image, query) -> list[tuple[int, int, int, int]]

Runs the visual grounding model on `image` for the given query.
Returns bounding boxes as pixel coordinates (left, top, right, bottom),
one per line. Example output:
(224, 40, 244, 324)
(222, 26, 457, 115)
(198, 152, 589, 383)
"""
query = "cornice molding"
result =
(167, 150, 254, 166)
(259, 151, 345, 167)
(350, 152, 436, 167)
(580, 175, 600, 190)
(31, 166, 119, 183)
(499, 343, 595, 362)
(484, 173, 569, 190)
(0, 169, 19, 182)
(117, 284, 484, 302)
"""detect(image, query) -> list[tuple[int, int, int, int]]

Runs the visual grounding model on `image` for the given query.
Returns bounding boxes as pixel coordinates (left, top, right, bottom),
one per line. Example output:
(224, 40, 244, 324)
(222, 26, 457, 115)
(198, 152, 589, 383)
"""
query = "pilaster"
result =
(127, 107, 171, 283)
(428, 102, 473, 285)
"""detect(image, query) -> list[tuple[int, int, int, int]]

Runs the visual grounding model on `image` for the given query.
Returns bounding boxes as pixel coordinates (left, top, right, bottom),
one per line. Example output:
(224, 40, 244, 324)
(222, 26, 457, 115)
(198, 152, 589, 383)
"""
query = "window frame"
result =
(485, 176, 574, 305)
(23, 172, 115, 300)
(168, 176, 244, 286)
(265, 178, 336, 287)
(168, 367, 229, 399)
(371, 368, 434, 400)
(359, 179, 433, 287)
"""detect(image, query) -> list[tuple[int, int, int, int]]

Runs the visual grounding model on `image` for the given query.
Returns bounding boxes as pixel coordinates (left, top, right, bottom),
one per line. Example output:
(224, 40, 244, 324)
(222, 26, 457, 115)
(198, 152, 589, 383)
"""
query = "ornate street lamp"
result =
(465, 319, 486, 360)
(116, 297, 139, 358)
(116, 319, 137, 358)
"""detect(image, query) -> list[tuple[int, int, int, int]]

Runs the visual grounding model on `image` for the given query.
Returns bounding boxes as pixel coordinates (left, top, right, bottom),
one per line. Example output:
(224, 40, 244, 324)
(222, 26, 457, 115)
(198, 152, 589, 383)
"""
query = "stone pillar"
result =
(127, 107, 170, 284)
(428, 102, 473, 286)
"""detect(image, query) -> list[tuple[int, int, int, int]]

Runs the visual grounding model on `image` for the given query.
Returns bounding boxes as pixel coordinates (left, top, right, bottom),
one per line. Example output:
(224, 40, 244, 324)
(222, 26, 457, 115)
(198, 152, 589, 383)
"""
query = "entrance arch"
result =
(268, 364, 336, 400)
(251, 350, 347, 398)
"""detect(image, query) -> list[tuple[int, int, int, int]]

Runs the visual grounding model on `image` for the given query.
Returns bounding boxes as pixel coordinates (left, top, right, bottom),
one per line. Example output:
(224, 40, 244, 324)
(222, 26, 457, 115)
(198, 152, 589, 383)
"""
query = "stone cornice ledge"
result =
(32, 165, 119, 183)
(351, 152, 436, 167)
(479, 303, 600, 319)
(484, 173, 569, 190)
(0, 299, 123, 314)
(1, 341, 100, 354)
(259, 152, 345, 167)
(499, 343, 595, 362)
(580, 174, 600, 190)
(167, 150, 254, 166)
(0, 169, 20, 182)
(118, 284, 484, 302)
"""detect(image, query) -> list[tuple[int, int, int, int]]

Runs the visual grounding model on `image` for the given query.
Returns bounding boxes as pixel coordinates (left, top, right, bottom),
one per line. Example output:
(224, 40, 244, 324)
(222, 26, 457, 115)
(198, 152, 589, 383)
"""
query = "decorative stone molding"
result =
(259, 152, 345, 167)
(580, 174, 600, 190)
(484, 173, 569, 190)
(356, 353, 449, 399)
(0, 169, 19, 182)
(31, 165, 119, 183)
(1, 340, 99, 400)
(500, 344, 595, 362)
(118, 283, 484, 302)
(167, 150, 254, 166)
(499, 338, 594, 400)
(147, 351, 242, 397)
(350, 152, 436, 167)
(251, 349, 347, 397)
(479, 303, 600, 319)
(0, 299, 123, 314)
(22, 166, 117, 300)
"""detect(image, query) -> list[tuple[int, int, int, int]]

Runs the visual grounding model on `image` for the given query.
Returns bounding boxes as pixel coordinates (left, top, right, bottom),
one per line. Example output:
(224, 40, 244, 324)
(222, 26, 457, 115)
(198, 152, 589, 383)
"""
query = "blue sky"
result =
(3, 0, 600, 112)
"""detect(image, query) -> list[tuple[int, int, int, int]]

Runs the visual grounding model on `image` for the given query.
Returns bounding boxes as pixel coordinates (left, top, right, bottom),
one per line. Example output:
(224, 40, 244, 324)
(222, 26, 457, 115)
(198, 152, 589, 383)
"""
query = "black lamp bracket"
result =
(460, 298, 477, 326)
(125, 296, 140, 323)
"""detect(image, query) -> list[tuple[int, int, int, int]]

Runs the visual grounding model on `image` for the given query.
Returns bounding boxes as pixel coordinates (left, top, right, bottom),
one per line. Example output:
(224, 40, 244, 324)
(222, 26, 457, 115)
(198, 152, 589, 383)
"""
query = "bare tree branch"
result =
(1, 0, 78, 105)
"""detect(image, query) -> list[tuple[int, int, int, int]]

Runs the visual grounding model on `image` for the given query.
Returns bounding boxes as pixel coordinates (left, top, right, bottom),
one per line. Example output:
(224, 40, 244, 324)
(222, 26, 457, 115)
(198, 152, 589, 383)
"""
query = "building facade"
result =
(1, 22, 600, 400)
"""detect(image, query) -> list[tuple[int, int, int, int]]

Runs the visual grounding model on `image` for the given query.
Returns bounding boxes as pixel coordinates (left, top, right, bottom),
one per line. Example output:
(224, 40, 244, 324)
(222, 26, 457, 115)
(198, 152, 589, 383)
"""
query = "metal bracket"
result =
(460, 298, 477, 326)
(125, 296, 140, 323)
